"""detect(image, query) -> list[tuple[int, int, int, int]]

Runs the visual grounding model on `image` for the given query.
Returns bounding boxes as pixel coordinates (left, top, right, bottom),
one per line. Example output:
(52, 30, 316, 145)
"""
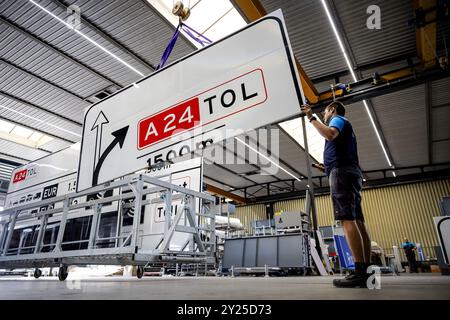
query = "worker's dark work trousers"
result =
(406, 252, 418, 273)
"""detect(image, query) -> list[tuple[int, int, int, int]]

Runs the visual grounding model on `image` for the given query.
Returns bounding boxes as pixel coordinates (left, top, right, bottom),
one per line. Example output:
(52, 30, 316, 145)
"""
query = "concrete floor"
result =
(0, 274, 449, 300)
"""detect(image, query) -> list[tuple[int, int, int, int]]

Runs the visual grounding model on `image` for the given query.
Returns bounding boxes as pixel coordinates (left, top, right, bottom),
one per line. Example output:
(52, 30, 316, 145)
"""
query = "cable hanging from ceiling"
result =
(156, 0, 212, 70)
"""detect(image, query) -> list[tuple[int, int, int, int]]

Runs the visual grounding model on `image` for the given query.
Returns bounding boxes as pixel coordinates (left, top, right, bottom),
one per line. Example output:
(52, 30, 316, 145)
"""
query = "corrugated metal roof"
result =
(0, 0, 151, 86)
(437, 19, 450, 55)
(0, 62, 89, 123)
(340, 101, 387, 171)
(203, 164, 255, 188)
(0, 161, 16, 181)
(334, 0, 416, 67)
(0, 95, 82, 141)
(429, 76, 450, 163)
(0, 139, 49, 161)
(431, 77, 450, 107)
(431, 106, 450, 142)
(62, 0, 195, 66)
(433, 140, 450, 163)
(259, 0, 347, 79)
(39, 138, 72, 153)
(0, 21, 110, 98)
(371, 84, 428, 167)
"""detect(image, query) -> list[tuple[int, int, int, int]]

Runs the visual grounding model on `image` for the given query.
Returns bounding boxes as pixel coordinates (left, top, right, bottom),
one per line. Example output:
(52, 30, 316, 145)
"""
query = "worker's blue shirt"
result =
(323, 115, 361, 176)
(401, 241, 416, 250)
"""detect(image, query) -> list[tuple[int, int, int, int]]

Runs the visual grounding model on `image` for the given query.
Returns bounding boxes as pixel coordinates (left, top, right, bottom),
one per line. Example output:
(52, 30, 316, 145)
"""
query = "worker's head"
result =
(404, 237, 408, 242)
(323, 101, 345, 123)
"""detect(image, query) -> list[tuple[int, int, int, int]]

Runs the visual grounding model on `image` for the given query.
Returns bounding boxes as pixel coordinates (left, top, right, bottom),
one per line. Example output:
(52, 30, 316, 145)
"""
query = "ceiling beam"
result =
(211, 162, 259, 186)
(0, 158, 22, 167)
(313, 67, 450, 111)
(203, 175, 259, 199)
(413, 0, 438, 69)
(425, 82, 433, 164)
(0, 90, 82, 127)
(205, 183, 247, 204)
(0, 16, 123, 90)
(192, 148, 261, 187)
(231, 0, 319, 103)
(245, 134, 316, 186)
(0, 138, 51, 154)
(311, 53, 415, 84)
(0, 58, 88, 102)
(0, 152, 30, 163)
(250, 168, 450, 204)
(221, 141, 289, 185)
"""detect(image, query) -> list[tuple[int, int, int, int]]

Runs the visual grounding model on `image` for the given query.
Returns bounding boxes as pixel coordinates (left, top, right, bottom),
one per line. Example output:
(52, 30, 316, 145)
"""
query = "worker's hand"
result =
(300, 104, 313, 119)
(312, 163, 325, 173)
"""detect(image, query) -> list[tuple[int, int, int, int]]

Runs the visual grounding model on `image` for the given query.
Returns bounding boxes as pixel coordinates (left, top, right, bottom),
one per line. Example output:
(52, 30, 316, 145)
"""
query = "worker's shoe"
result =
(333, 273, 369, 288)
(333, 262, 371, 288)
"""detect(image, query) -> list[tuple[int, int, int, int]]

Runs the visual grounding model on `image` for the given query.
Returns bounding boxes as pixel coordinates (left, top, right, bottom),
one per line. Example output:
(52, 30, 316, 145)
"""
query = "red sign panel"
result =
(13, 169, 27, 183)
(138, 97, 200, 149)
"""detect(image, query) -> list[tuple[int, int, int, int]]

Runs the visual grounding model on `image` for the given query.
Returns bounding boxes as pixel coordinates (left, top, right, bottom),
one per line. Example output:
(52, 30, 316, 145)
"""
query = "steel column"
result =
(53, 197, 69, 253)
(88, 205, 101, 249)
(2, 212, 18, 256)
(130, 177, 143, 250)
(34, 214, 48, 254)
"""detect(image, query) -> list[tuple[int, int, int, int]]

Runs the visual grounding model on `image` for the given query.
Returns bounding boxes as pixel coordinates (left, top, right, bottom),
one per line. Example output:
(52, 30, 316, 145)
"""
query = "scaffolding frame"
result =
(0, 173, 217, 270)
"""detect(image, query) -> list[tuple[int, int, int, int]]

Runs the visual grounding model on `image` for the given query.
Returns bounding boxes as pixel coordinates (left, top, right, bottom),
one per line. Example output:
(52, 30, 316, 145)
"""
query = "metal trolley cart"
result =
(0, 173, 217, 281)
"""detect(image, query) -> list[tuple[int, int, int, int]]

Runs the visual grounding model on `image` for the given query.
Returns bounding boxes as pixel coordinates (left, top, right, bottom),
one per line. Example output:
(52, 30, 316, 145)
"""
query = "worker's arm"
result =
(300, 104, 340, 141)
(310, 118, 340, 141)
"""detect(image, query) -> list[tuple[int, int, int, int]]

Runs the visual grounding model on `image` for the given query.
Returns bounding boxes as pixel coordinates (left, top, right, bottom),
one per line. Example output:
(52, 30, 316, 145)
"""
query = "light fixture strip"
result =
(29, 0, 145, 77)
(320, 0, 394, 170)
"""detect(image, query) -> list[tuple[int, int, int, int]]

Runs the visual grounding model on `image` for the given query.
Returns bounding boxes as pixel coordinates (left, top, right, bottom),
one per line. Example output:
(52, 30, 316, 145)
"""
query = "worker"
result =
(401, 237, 418, 273)
(301, 102, 372, 288)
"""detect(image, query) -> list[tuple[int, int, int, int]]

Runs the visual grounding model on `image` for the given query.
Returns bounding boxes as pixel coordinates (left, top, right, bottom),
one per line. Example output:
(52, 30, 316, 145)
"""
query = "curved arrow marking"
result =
(92, 126, 129, 187)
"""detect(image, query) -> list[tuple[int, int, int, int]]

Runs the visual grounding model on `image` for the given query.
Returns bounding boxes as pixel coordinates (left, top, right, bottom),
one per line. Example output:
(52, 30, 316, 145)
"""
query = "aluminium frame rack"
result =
(0, 173, 217, 280)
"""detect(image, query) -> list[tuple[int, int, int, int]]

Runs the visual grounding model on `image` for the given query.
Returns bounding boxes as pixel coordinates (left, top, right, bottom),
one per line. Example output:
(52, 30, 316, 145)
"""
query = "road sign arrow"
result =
(92, 125, 129, 187)
(91, 111, 109, 131)
(91, 111, 110, 171)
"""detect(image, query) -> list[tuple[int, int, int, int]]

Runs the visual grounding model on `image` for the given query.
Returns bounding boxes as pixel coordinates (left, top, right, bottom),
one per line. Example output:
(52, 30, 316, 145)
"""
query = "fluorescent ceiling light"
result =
(148, 0, 246, 47)
(11, 126, 33, 139)
(0, 104, 81, 138)
(235, 137, 302, 182)
(28, 131, 44, 142)
(203, 8, 245, 40)
(0, 118, 54, 149)
(70, 142, 81, 150)
(0, 119, 15, 133)
(28, 0, 145, 77)
(362, 100, 392, 168)
(320, 0, 395, 172)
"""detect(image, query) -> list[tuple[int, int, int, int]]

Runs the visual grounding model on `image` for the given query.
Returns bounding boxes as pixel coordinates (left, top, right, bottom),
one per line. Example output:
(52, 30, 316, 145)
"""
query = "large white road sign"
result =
(77, 10, 305, 192)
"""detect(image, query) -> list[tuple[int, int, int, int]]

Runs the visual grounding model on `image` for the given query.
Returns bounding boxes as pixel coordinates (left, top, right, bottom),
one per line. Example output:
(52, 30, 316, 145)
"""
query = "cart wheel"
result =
(137, 266, 144, 279)
(58, 266, 68, 281)
(33, 268, 42, 279)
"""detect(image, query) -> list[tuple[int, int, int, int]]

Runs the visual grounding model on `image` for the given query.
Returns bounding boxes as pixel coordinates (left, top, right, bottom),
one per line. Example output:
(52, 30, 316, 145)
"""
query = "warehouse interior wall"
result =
(236, 179, 450, 260)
